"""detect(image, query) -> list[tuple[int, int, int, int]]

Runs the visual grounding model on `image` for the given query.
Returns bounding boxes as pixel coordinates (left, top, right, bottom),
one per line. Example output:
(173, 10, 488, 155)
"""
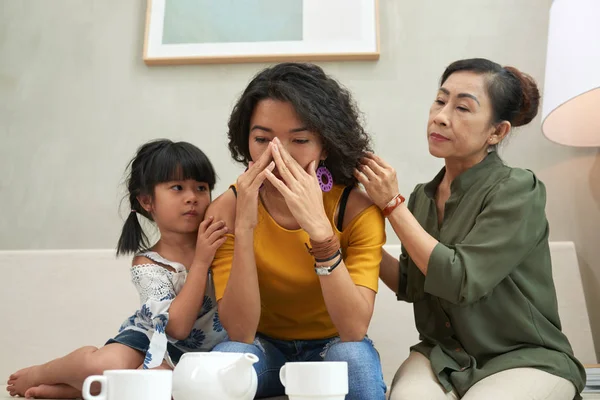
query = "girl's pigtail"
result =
(116, 196, 149, 256)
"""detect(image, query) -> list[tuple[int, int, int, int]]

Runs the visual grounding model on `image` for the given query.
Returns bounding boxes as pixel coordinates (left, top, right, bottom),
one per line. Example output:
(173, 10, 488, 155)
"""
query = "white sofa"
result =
(1, 242, 596, 399)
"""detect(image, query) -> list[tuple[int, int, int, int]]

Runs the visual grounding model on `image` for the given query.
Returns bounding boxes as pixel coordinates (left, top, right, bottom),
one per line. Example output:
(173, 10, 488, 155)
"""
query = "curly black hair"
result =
(227, 62, 371, 186)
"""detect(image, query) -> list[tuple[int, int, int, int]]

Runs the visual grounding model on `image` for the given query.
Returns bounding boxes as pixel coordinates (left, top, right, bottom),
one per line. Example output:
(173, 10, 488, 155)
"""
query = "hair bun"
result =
(504, 66, 540, 127)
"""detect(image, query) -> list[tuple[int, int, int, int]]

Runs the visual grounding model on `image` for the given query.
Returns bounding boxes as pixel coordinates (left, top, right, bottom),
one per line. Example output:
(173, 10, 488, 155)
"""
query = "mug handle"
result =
(82, 375, 107, 400)
(279, 365, 287, 387)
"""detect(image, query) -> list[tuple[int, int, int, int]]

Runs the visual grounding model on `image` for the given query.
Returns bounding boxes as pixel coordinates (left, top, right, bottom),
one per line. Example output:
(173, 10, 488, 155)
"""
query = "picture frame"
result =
(143, 0, 380, 65)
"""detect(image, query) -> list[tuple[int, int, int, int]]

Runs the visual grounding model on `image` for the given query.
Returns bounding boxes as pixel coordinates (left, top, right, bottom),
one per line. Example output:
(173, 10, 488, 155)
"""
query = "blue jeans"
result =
(213, 334, 386, 400)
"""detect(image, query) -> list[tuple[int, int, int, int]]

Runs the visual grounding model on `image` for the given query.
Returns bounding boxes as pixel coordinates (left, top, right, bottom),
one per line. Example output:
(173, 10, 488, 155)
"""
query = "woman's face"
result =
(248, 99, 325, 176)
(427, 71, 499, 162)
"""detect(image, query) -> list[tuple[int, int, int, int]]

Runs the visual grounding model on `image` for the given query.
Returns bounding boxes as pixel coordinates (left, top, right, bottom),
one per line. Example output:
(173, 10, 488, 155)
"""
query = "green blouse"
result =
(397, 152, 585, 397)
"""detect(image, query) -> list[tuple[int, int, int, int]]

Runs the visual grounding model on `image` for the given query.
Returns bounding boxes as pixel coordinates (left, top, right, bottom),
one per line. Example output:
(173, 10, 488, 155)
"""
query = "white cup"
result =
(82, 369, 172, 400)
(279, 361, 348, 400)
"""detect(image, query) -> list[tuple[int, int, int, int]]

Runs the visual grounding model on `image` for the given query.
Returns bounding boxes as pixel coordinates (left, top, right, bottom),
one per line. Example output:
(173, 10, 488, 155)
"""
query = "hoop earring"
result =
(316, 162, 333, 192)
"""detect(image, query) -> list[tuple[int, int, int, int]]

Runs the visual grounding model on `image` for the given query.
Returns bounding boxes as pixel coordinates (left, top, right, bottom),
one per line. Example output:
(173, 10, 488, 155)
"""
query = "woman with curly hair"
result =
(208, 63, 387, 399)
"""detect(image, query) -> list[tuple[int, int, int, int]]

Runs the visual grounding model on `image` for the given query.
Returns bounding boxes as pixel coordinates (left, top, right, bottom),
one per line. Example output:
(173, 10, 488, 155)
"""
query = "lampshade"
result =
(541, 0, 600, 147)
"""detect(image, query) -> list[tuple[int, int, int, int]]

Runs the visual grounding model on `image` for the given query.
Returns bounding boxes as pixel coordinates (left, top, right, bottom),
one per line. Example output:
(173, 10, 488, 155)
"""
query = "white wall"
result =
(1, 0, 598, 360)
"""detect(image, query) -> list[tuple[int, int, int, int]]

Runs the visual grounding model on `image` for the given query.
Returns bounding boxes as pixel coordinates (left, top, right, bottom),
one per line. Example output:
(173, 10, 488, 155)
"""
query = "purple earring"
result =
(316, 162, 333, 192)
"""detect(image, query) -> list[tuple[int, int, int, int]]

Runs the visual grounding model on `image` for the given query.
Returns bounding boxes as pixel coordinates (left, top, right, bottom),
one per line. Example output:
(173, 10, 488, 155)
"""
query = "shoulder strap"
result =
(336, 186, 353, 231)
(230, 185, 237, 198)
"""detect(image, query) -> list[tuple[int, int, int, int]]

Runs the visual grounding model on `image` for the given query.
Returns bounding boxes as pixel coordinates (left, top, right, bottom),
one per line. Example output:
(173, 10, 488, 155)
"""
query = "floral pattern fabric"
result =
(116, 251, 226, 369)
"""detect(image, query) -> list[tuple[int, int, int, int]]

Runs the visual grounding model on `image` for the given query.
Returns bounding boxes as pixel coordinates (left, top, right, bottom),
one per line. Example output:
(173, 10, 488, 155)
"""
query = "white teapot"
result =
(172, 352, 259, 400)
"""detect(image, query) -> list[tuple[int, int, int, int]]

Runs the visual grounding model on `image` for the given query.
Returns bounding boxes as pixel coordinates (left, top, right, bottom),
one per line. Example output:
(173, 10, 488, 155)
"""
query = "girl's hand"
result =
(195, 216, 228, 266)
(354, 152, 400, 210)
(265, 138, 333, 241)
(235, 143, 275, 232)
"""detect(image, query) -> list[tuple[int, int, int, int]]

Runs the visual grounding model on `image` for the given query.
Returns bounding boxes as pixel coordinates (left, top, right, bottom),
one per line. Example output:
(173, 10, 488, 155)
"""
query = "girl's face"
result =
(140, 180, 211, 234)
(248, 99, 326, 177)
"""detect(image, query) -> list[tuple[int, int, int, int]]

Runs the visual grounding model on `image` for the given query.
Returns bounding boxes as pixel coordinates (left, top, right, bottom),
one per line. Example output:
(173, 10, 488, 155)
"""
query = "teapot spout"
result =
(218, 353, 259, 398)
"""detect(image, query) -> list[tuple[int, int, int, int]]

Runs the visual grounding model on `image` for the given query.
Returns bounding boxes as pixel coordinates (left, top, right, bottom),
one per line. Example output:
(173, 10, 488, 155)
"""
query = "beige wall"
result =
(1, 0, 598, 360)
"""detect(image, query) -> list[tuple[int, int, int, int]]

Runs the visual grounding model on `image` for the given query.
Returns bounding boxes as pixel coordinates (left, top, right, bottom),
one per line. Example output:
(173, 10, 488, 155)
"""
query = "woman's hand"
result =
(265, 138, 333, 241)
(235, 143, 275, 232)
(194, 216, 228, 266)
(354, 152, 400, 209)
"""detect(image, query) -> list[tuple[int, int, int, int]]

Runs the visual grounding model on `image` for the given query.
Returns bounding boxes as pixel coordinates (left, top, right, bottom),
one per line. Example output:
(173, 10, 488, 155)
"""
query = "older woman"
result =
(356, 58, 585, 400)
(208, 63, 387, 399)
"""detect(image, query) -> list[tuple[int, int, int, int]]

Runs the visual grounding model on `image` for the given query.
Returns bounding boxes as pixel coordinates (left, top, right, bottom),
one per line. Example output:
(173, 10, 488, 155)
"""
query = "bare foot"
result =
(24, 384, 81, 399)
(7, 366, 41, 397)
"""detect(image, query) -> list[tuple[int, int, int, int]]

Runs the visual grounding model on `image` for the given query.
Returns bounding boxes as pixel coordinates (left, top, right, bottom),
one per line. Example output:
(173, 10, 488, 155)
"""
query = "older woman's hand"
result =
(355, 152, 400, 210)
(265, 137, 333, 241)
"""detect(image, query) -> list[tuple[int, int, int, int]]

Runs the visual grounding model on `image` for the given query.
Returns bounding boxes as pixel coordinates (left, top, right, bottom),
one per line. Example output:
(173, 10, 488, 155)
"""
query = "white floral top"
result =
(117, 251, 226, 369)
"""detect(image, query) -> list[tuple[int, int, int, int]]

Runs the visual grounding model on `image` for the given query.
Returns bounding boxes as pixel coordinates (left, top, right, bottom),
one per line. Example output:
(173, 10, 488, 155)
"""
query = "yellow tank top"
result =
(211, 184, 385, 340)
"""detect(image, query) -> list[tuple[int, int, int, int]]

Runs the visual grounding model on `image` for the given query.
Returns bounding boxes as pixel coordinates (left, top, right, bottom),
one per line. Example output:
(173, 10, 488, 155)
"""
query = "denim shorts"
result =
(106, 330, 183, 365)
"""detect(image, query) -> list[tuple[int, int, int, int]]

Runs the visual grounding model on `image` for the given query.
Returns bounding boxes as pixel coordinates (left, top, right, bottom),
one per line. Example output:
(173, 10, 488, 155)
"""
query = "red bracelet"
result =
(382, 193, 405, 217)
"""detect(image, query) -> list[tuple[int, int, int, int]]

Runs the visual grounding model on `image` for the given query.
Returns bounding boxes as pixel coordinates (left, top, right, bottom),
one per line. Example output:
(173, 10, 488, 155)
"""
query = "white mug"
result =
(82, 369, 172, 400)
(279, 361, 348, 400)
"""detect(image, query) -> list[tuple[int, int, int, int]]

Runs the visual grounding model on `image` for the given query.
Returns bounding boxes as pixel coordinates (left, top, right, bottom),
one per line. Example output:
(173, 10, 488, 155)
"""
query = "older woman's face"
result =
(248, 99, 325, 176)
(427, 71, 497, 161)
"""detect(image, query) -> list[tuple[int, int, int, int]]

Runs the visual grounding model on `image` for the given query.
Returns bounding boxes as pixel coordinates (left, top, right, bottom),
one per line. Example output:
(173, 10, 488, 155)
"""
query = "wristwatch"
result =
(314, 254, 343, 276)
(382, 193, 406, 217)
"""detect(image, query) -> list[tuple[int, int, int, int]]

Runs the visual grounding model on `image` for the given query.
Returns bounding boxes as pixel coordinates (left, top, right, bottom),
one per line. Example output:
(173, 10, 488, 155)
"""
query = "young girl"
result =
(6, 139, 228, 399)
